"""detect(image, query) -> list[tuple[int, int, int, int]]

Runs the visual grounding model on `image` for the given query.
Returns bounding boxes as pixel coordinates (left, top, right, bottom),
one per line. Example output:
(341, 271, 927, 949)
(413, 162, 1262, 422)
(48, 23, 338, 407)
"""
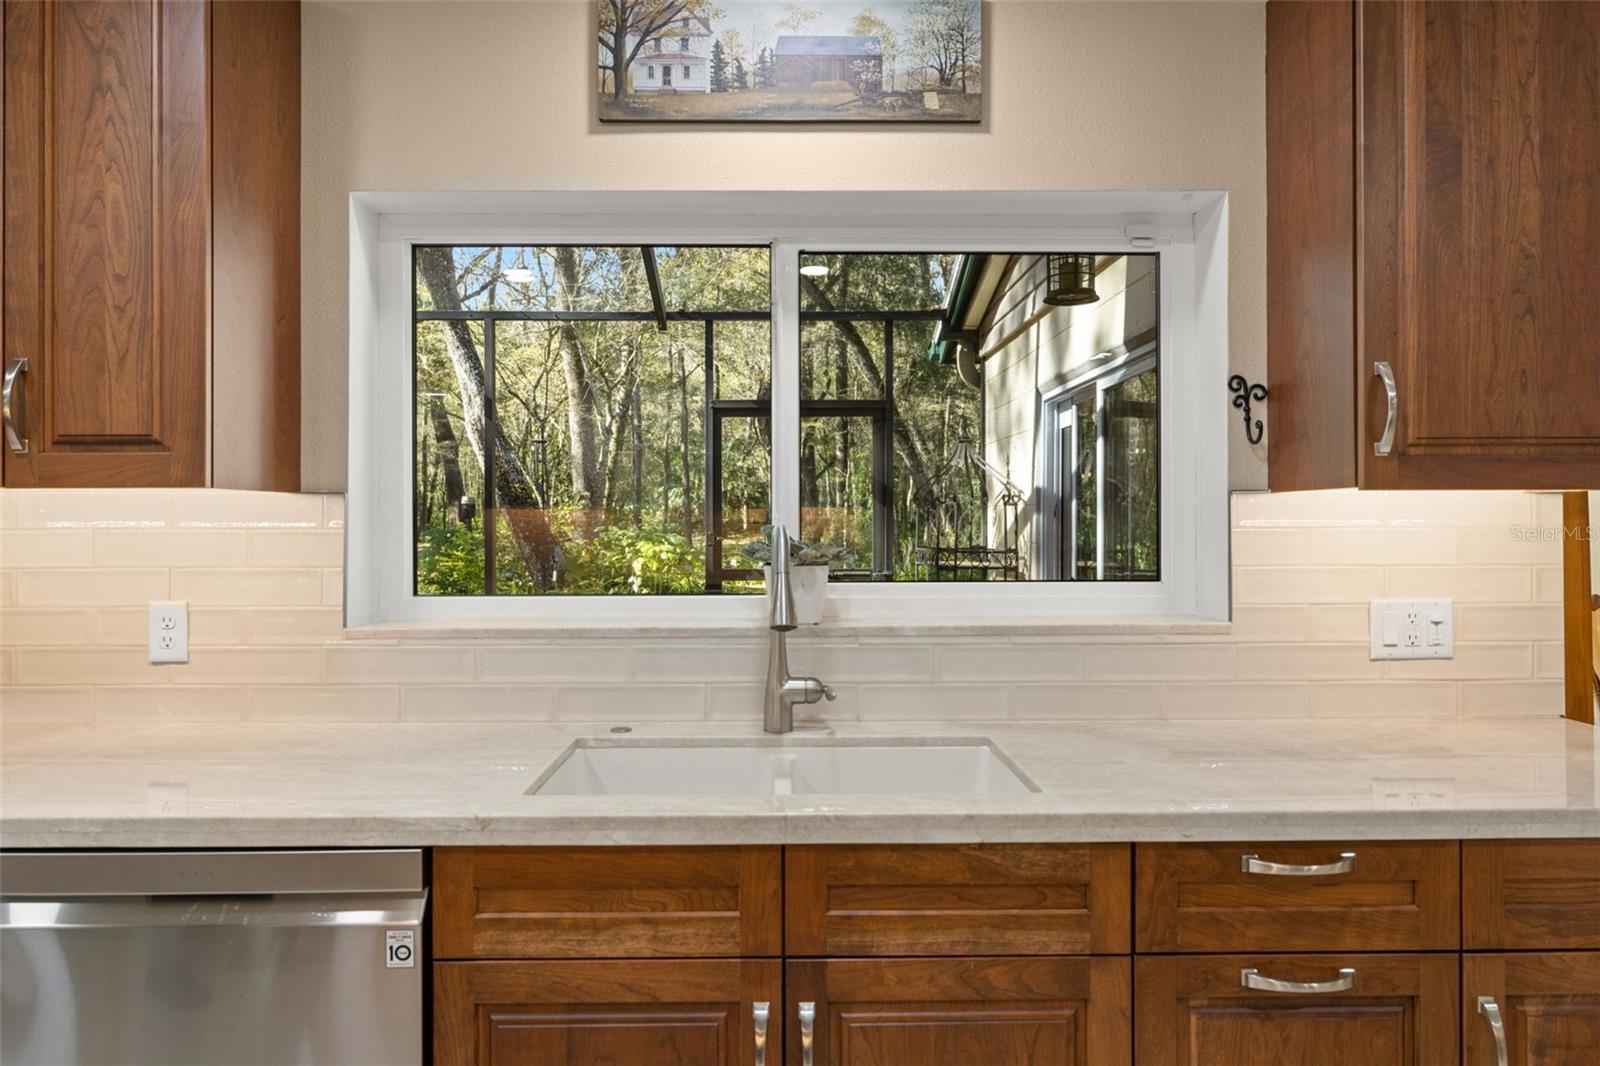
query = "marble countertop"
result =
(2, 717, 1596, 848)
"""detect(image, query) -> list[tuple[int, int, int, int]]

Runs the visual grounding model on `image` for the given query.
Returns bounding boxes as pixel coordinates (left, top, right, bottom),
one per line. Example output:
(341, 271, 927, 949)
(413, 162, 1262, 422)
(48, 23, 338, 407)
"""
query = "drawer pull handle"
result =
(1241, 967, 1356, 995)
(3, 357, 28, 455)
(753, 1001, 769, 1066)
(1241, 852, 1356, 877)
(1478, 997, 1508, 1066)
(799, 1000, 815, 1066)
(1373, 360, 1397, 456)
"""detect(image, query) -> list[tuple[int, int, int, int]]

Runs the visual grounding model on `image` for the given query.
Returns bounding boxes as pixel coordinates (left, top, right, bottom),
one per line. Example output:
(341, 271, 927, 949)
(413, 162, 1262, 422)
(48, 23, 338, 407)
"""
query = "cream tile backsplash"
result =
(0, 488, 1567, 725)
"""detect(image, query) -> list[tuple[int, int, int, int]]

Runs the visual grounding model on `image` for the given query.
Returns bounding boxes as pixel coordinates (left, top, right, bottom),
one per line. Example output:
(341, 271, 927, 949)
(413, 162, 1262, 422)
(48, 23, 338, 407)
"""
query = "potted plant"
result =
(740, 533, 849, 625)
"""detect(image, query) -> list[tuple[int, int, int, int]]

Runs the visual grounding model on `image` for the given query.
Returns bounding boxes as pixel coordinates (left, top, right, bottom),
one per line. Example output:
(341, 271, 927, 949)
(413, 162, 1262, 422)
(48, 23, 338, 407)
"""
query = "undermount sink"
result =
(527, 739, 1038, 796)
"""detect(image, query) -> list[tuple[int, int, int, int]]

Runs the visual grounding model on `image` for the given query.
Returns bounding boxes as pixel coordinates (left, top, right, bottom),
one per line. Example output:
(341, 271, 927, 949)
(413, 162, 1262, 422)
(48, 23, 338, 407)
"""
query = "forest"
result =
(412, 246, 984, 595)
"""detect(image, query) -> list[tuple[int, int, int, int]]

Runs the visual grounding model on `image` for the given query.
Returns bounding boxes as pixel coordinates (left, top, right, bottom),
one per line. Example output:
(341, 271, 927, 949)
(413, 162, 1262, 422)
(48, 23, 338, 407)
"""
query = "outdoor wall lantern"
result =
(1043, 253, 1099, 306)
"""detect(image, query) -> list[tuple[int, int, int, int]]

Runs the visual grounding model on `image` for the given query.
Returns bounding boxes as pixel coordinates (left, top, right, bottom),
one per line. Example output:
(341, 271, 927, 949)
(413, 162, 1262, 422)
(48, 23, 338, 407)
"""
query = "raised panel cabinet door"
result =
(435, 958, 781, 1066)
(1465, 954, 1600, 1066)
(786, 843, 1131, 956)
(1135, 840, 1459, 953)
(433, 846, 783, 959)
(1135, 954, 1458, 1066)
(1359, 0, 1600, 488)
(1464, 839, 1600, 950)
(786, 956, 1132, 1066)
(2, 0, 208, 487)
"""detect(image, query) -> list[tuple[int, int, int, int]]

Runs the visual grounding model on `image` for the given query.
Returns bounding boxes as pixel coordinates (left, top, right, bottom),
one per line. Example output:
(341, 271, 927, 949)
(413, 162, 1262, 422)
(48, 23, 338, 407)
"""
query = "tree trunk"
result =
(428, 394, 467, 523)
(676, 341, 694, 540)
(554, 247, 605, 515)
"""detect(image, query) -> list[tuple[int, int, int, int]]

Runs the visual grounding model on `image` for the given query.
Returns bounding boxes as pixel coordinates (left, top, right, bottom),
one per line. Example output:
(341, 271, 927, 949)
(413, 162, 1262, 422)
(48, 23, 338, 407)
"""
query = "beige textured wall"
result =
(300, 0, 1268, 491)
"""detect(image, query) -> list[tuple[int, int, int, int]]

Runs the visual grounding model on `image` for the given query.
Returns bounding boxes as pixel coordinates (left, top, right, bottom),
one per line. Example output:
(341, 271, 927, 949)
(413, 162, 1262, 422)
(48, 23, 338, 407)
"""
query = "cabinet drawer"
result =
(1134, 953, 1459, 1066)
(435, 958, 780, 1066)
(434, 846, 782, 959)
(786, 843, 1130, 956)
(1135, 841, 1459, 953)
(1465, 839, 1600, 949)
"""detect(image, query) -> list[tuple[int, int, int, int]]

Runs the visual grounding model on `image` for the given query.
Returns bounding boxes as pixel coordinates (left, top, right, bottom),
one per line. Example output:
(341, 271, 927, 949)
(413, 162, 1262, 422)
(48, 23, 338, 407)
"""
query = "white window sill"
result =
(341, 617, 1234, 642)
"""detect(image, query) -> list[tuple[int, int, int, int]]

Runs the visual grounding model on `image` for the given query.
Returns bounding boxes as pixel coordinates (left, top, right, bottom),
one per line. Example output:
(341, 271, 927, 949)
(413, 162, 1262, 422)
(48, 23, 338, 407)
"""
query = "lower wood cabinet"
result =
(786, 956, 1131, 1066)
(1134, 954, 1459, 1065)
(1464, 953, 1600, 1065)
(434, 959, 781, 1066)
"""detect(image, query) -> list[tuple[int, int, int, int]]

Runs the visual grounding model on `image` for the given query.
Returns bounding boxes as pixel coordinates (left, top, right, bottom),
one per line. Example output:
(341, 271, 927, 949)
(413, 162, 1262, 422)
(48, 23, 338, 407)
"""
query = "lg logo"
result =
(386, 929, 416, 968)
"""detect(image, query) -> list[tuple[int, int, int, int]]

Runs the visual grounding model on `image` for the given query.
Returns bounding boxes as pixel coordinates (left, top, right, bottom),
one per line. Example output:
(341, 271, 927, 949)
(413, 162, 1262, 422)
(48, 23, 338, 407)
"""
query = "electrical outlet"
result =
(1369, 598, 1453, 660)
(148, 601, 189, 664)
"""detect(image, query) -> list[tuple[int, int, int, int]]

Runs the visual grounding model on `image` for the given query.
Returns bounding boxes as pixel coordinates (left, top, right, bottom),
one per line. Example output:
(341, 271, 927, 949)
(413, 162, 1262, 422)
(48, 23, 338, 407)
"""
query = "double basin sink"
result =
(528, 738, 1037, 796)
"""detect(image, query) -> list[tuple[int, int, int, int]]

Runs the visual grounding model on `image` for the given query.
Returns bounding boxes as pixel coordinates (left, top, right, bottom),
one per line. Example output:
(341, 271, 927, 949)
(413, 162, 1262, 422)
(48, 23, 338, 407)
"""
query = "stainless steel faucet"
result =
(763, 525, 835, 733)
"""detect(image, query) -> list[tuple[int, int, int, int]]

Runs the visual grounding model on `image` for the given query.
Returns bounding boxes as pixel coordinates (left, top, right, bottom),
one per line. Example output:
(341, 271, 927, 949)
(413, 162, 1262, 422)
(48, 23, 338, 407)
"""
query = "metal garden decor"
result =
(914, 434, 1025, 581)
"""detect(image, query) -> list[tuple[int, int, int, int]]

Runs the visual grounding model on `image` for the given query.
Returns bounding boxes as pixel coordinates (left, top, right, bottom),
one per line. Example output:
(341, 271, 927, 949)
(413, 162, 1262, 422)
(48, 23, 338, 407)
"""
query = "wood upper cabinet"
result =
(786, 843, 1131, 957)
(1135, 954, 1459, 1066)
(2, 0, 299, 489)
(1464, 839, 1600, 950)
(1464, 953, 1600, 1066)
(435, 959, 781, 1066)
(1267, 0, 1600, 490)
(434, 846, 783, 959)
(787, 956, 1132, 1066)
(1135, 841, 1460, 953)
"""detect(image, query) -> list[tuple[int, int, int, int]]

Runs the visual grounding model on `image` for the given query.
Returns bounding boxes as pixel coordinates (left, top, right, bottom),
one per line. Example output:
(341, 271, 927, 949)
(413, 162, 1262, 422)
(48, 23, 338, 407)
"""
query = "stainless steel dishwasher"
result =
(0, 849, 427, 1066)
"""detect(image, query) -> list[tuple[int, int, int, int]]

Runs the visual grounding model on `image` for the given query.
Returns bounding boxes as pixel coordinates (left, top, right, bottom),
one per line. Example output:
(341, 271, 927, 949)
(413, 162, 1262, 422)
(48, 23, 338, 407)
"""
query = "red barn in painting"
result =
(773, 35, 883, 92)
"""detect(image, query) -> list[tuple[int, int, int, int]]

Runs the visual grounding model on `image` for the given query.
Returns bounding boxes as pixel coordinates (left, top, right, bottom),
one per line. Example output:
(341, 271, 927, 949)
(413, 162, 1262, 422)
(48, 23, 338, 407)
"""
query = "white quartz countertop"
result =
(2, 717, 1596, 848)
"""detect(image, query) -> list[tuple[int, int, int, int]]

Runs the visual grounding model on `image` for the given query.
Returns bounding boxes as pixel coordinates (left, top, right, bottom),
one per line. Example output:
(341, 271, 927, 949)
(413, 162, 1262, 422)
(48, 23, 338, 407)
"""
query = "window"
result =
(682, 65, 691, 79)
(352, 192, 1229, 625)
(646, 64, 654, 79)
(680, 38, 689, 52)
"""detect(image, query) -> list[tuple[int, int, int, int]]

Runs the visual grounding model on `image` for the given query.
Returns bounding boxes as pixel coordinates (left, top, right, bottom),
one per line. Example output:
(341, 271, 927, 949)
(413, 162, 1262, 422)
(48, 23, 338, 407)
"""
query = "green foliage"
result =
(710, 39, 729, 92)
(732, 57, 749, 90)
(415, 522, 488, 596)
(558, 524, 704, 595)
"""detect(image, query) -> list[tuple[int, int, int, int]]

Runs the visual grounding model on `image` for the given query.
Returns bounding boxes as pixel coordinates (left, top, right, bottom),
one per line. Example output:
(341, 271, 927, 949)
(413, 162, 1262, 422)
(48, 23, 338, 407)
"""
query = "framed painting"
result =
(597, 1, 982, 123)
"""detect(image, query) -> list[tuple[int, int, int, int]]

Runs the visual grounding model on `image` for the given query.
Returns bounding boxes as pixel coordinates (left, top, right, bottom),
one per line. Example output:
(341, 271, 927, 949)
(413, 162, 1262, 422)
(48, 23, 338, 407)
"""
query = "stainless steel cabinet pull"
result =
(1241, 967, 1356, 994)
(753, 1001, 769, 1066)
(3, 357, 28, 455)
(798, 1000, 816, 1066)
(1241, 852, 1356, 877)
(1373, 361, 1397, 456)
(1478, 996, 1508, 1066)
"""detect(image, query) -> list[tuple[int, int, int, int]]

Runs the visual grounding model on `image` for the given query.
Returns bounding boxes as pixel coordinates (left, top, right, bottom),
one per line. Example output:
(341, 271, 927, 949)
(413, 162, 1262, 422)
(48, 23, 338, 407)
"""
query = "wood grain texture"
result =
(2, 0, 207, 487)
(210, 0, 300, 491)
(1134, 953, 1458, 1066)
(787, 955, 1131, 1066)
(1465, 839, 1600, 950)
(1135, 841, 1460, 953)
(1564, 493, 1596, 723)
(1358, 0, 1600, 489)
(433, 846, 783, 960)
(785, 843, 1130, 957)
(1265, 0, 1357, 492)
(434, 958, 779, 1066)
(1464, 953, 1600, 1066)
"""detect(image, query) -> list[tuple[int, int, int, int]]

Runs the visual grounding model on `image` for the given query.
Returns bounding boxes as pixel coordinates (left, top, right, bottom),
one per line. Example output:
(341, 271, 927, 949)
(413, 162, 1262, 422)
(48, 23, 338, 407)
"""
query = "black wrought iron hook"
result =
(1229, 374, 1268, 446)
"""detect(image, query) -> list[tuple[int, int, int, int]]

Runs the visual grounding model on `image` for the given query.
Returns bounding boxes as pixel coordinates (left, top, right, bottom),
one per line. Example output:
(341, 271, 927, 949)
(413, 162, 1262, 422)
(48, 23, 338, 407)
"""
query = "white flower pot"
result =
(763, 564, 829, 625)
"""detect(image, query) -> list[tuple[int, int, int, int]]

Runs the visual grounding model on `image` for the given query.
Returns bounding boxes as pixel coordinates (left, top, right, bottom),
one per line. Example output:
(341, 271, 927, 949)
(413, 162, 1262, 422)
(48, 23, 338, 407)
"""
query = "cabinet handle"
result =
(798, 1000, 815, 1066)
(1477, 996, 1508, 1066)
(1241, 967, 1356, 994)
(753, 1001, 769, 1066)
(3, 357, 28, 455)
(1373, 361, 1397, 456)
(1241, 851, 1356, 877)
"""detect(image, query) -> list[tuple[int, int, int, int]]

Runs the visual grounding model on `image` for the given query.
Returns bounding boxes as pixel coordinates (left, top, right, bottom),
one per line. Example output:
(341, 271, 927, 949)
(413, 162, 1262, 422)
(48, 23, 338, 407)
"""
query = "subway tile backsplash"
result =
(0, 488, 1567, 724)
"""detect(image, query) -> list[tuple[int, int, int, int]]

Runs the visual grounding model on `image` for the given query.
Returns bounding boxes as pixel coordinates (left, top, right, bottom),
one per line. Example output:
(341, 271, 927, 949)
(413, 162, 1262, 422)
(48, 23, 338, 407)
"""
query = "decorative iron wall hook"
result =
(1229, 375, 1268, 446)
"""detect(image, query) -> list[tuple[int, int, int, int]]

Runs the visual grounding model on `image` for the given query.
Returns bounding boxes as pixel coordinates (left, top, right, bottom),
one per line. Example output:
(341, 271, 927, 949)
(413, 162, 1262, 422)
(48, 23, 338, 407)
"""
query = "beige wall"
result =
(301, 0, 1267, 491)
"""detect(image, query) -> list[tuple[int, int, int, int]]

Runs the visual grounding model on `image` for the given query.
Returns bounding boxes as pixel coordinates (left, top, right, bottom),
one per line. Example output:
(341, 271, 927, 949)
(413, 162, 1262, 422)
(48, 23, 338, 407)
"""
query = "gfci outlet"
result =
(1369, 598, 1453, 661)
(148, 601, 189, 664)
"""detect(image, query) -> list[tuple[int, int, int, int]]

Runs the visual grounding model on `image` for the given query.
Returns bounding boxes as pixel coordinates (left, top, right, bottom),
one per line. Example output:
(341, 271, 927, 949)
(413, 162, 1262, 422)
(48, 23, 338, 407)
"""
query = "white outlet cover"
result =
(148, 600, 189, 664)
(1369, 598, 1453, 661)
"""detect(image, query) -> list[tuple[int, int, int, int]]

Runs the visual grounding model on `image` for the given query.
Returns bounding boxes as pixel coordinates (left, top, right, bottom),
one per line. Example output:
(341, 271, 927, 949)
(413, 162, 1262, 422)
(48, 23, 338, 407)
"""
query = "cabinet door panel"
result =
(1135, 841, 1459, 952)
(435, 958, 780, 1066)
(1135, 954, 1457, 1066)
(1464, 839, 1600, 949)
(787, 843, 1130, 956)
(787, 956, 1131, 1066)
(1360, 0, 1600, 488)
(2, 0, 207, 486)
(1465, 954, 1600, 1065)
(434, 846, 782, 959)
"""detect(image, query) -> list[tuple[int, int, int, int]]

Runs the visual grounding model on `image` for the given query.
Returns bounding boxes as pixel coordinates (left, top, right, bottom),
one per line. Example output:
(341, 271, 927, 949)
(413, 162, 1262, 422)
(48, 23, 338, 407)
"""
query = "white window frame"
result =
(347, 191, 1230, 628)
